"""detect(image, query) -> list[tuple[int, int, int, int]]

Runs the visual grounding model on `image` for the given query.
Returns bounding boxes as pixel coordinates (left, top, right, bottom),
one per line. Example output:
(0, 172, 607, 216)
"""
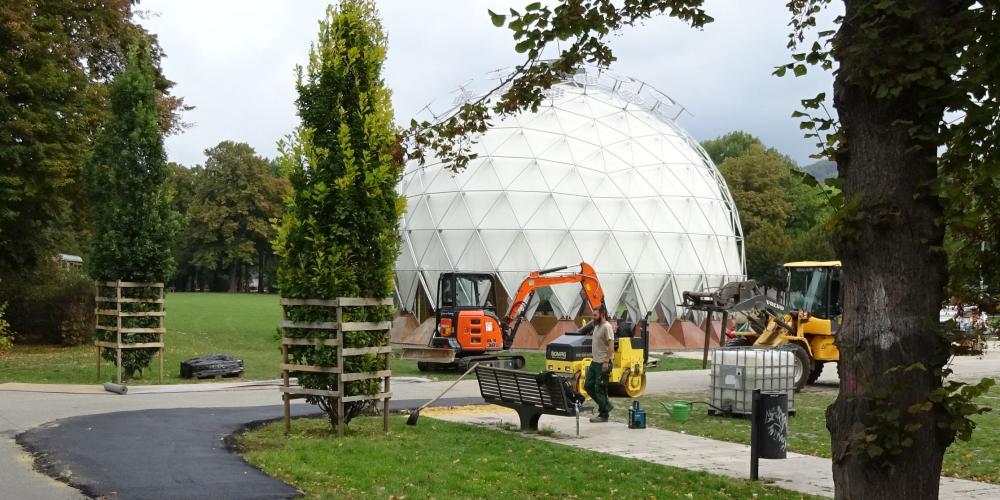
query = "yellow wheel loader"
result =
(683, 261, 843, 390)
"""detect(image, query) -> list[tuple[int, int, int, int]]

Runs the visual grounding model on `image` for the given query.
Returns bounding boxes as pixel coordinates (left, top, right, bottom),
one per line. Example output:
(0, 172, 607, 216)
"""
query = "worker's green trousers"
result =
(584, 361, 613, 417)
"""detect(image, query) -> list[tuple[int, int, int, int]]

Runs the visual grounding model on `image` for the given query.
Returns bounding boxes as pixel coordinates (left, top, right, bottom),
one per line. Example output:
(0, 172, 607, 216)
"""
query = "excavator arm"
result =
(501, 262, 604, 346)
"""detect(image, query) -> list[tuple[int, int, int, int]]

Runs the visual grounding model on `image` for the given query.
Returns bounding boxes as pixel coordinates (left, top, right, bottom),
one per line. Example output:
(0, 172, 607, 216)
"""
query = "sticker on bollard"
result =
(750, 389, 788, 480)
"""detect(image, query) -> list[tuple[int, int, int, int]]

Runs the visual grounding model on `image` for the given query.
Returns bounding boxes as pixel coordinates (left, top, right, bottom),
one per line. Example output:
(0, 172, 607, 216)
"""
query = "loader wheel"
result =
(807, 361, 824, 384)
(724, 336, 754, 348)
(778, 343, 811, 391)
(417, 361, 431, 372)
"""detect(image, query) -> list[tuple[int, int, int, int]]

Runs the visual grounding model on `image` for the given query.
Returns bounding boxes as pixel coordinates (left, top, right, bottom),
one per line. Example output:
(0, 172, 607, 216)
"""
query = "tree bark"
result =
(228, 264, 238, 293)
(828, 2, 954, 498)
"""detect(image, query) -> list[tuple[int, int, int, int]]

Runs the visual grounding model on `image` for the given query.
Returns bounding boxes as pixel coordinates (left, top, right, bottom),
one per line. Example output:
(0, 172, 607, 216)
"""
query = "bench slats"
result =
(475, 365, 577, 417)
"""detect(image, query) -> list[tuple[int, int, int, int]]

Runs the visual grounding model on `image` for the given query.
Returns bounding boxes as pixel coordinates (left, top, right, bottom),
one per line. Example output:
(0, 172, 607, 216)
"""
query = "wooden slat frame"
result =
(280, 296, 392, 437)
(100, 281, 165, 288)
(281, 363, 341, 374)
(95, 281, 165, 385)
(341, 346, 392, 356)
(281, 338, 340, 346)
(280, 387, 340, 397)
(340, 370, 392, 382)
(340, 321, 392, 332)
(95, 297, 165, 304)
(342, 391, 391, 403)
(281, 320, 339, 330)
(95, 341, 164, 349)
(280, 298, 339, 307)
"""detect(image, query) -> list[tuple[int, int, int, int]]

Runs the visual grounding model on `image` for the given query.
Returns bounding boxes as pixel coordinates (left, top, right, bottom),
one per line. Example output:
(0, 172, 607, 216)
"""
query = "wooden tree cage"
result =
(94, 281, 165, 384)
(280, 297, 393, 436)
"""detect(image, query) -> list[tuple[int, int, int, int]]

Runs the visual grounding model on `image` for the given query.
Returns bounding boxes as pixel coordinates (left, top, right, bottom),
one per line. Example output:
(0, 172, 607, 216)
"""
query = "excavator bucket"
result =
(399, 346, 457, 363)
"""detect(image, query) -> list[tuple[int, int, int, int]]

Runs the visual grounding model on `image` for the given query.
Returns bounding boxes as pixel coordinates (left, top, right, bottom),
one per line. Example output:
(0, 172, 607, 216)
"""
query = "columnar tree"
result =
(274, 0, 402, 428)
(411, 1, 997, 496)
(85, 47, 178, 379)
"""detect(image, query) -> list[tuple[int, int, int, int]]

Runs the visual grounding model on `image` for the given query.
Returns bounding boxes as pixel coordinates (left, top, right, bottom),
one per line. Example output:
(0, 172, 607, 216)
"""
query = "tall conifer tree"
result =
(275, 0, 403, 427)
(86, 47, 178, 378)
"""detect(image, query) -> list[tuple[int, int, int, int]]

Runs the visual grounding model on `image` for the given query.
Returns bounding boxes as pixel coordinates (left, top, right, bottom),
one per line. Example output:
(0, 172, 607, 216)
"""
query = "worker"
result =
(586, 304, 615, 422)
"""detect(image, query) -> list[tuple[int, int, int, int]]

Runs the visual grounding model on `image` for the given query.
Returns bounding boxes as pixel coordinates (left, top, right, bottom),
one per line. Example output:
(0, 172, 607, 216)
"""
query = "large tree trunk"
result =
(828, 2, 953, 498)
(228, 264, 239, 293)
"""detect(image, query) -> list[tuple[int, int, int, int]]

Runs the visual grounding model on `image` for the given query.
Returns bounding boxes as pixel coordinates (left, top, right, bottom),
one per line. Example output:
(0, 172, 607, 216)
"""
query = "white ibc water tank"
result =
(709, 347, 796, 416)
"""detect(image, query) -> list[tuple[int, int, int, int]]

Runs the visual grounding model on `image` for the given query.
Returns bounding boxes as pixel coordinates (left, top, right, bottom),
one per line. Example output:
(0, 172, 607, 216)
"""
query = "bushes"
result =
(0, 302, 13, 353)
(0, 265, 94, 346)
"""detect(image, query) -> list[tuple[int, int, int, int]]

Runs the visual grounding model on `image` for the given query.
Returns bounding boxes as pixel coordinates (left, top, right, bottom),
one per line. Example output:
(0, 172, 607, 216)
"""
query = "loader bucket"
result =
(400, 346, 457, 363)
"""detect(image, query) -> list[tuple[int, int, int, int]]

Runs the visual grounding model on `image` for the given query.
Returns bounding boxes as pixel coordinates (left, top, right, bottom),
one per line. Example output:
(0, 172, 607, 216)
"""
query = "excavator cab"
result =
(411, 273, 524, 371)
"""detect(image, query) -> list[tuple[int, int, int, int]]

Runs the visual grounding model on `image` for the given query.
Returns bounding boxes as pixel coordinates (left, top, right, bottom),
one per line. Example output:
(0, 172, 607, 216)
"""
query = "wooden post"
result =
(720, 310, 730, 348)
(95, 282, 101, 379)
(336, 303, 345, 438)
(383, 375, 390, 433)
(702, 310, 712, 369)
(159, 284, 164, 384)
(116, 280, 123, 384)
(281, 302, 290, 435)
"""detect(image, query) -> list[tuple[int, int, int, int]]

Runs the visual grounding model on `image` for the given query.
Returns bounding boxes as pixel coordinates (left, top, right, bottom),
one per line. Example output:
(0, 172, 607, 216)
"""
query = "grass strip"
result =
(637, 387, 1000, 483)
(239, 415, 819, 499)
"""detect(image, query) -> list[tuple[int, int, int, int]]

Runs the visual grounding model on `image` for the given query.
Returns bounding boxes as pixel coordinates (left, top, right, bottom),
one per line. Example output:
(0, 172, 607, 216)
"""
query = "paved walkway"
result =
(432, 406, 1000, 499)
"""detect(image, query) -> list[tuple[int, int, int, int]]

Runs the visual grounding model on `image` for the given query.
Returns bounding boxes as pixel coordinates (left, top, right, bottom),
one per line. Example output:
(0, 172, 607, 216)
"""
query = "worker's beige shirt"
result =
(591, 321, 614, 363)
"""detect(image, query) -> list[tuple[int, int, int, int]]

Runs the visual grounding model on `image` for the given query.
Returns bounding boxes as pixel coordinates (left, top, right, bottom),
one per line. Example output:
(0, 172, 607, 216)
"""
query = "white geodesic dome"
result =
(395, 67, 745, 322)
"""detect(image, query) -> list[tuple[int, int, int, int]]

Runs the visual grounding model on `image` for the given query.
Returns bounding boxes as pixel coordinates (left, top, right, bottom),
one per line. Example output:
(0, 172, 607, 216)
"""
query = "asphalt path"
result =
(16, 398, 481, 500)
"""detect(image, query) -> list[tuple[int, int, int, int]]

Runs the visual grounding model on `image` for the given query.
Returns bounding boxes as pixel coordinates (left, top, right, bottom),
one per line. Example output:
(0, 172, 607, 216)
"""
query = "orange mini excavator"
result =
(402, 261, 650, 396)
(402, 262, 604, 372)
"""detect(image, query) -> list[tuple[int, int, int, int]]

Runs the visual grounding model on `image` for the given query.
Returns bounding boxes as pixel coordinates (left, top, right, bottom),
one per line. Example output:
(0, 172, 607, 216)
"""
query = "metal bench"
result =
(475, 365, 585, 431)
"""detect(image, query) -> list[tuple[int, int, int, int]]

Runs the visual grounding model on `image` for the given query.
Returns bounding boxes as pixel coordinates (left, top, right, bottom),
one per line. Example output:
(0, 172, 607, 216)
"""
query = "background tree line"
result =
(0, 2, 287, 350)
(701, 131, 837, 293)
(166, 142, 288, 293)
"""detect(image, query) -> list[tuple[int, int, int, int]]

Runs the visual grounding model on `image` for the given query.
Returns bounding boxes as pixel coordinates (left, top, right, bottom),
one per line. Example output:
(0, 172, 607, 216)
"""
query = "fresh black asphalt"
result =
(17, 397, 483, 500)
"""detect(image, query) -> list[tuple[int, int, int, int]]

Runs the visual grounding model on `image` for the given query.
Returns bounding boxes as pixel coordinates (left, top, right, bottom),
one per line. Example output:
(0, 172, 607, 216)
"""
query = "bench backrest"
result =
(475, 366, 574, 413)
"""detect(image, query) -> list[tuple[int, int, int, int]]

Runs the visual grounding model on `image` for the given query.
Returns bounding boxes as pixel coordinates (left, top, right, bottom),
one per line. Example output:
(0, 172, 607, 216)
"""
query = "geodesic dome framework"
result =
(395, 67, 745, 324)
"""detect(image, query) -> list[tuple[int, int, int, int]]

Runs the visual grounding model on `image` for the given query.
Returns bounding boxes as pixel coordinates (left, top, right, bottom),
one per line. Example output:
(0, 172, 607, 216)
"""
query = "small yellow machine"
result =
(544, 317, 649, 397)
(684, 261, 843, 390)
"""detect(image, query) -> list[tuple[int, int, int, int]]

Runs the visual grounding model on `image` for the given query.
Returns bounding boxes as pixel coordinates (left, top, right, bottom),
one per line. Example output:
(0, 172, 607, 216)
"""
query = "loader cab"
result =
(784, 261, 843, 321)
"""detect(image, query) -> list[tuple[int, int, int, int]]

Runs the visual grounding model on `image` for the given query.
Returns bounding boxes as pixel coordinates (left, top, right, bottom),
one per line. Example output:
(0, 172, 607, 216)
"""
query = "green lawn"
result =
(240, 415, 819, 499)
(390, 351, 703, 380)
(636, 387, 1000, 483)
(0, 292, 283, 385)
(0, 292, 703, 385)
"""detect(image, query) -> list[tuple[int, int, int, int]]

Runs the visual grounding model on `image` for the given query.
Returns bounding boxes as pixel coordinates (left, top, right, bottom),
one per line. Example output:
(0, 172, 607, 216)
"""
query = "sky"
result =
(138, 0, 838, 168)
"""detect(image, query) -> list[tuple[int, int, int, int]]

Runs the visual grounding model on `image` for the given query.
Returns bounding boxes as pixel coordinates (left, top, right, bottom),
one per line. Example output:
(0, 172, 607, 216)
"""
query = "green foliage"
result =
(0, 302, 13, 354)
(275, 0, 403, 428)
(85, 47, 179, 376)
(701, 131, 763, 166)
(164, 162, 202, 290)
(185, 142, 288, 292)
(85, 47, 179, 284)
(712, 139, 835, 288)
(0, 1, 186, 275)
(851, 357, 995, 470)
(0, 265, 94, 346)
